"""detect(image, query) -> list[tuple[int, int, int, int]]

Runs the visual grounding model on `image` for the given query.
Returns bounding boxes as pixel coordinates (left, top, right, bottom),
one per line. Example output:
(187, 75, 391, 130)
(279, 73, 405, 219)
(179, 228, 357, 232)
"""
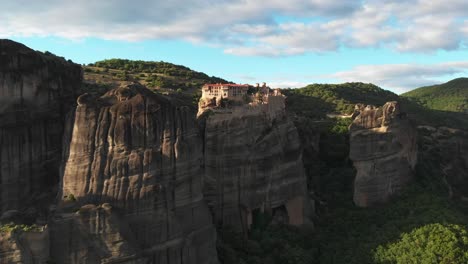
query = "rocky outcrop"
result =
(56, 84, 218, 264)
(0, 227, 49, 264)
(199, 97, 308, 232)
(49, 204, 147, 263)
(350, 102, 417, 207)
(0, 39, 82, 215)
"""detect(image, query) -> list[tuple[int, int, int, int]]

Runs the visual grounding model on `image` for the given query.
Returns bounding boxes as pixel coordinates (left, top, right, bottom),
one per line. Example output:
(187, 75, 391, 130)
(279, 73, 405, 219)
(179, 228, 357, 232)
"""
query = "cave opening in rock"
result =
(271, 205, 289, 225)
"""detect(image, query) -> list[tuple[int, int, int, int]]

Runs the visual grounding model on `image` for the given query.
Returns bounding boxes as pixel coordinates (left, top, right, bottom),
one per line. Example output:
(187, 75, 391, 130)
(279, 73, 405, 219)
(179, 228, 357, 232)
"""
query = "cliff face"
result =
(49, 204, 147, 263)
(199, 97, 308, 231)
(418, 126, 468, 198)
(349, 102, 418, 207)
(0, 227, 49, 264)
(0, 39, 82, 215)
(56, 84, 218, 264)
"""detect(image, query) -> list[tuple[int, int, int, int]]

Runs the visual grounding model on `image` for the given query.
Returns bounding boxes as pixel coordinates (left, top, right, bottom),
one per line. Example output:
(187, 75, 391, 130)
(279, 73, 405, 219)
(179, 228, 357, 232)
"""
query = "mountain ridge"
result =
(402, 77, 468, 113)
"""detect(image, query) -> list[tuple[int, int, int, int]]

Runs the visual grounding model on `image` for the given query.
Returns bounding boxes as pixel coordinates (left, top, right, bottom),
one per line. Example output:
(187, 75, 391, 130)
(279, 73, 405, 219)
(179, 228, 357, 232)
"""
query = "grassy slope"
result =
(402, 78, 468, 113)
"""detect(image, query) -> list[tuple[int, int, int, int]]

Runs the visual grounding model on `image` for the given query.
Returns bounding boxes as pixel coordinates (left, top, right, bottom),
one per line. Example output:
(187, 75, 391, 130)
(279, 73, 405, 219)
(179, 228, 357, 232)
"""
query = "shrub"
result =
(65, 193, 76, 202)
(374, 223, 468, 264)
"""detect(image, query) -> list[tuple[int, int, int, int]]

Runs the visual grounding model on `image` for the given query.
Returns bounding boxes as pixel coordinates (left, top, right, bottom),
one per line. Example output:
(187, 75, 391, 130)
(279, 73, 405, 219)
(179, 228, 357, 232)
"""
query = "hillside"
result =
(402, 78, 468, 113)
(82, 58, 228, 95)
(283, 82, 399, 119)
(283, 81, 468, 130)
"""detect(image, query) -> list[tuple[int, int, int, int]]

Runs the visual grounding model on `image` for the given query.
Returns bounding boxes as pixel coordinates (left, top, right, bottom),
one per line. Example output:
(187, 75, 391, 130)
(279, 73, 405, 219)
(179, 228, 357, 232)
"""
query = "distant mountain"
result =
(83, 59, 228, 94)
(402, 78, 468, 113)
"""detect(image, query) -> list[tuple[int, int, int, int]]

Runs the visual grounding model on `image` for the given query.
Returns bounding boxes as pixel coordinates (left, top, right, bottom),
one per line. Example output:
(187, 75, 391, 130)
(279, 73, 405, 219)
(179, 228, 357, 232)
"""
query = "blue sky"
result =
(2, 0, 468, 94)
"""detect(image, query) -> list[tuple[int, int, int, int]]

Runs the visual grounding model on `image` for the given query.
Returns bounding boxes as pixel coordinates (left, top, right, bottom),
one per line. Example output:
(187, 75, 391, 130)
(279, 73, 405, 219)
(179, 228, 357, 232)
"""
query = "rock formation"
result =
(0, 226, 49, 264)
(0, 39, 82, 215)
(55, 84, 218, 263)
(0, 40, 311, 263)
(350, 101, 417, 207)
(199, 96, 309, 232)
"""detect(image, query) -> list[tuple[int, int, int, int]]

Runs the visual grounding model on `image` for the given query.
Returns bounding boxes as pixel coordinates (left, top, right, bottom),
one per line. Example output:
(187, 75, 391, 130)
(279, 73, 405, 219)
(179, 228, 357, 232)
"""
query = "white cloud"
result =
(329, 61, 468, 93)
(0, 0, 467, 56)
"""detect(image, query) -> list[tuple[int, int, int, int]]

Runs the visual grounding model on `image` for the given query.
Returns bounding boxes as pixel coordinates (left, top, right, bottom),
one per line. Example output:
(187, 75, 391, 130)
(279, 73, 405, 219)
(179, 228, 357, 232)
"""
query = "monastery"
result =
(198, 82, 285, 117)
(201, 82, 281, 102)
(201, 83, 250, 101)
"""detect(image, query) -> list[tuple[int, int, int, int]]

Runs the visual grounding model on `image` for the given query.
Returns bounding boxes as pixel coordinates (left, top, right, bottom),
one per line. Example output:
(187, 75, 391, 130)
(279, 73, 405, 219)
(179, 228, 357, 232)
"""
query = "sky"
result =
(1, 0, 468, 94)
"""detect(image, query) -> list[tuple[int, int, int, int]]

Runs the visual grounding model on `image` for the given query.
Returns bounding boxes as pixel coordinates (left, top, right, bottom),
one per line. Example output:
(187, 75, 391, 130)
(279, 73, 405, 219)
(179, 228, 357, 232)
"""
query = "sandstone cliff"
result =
(56, 84, 218, 263)
(0, 39, 82, 216)
(350, 102, 417, 207)
(199, 97, 308, 232)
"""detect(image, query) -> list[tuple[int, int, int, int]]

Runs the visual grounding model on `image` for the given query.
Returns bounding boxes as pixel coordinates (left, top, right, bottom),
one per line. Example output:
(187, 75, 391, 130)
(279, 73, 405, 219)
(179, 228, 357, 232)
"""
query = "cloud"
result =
(0, 0, 467, 55)
(224, 22, 341, 56)
(329, 61, 468, 93)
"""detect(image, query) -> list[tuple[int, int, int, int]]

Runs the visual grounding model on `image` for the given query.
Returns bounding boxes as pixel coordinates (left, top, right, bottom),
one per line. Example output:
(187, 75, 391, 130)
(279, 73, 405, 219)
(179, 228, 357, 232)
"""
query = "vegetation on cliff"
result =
(0, 223, 42, 233)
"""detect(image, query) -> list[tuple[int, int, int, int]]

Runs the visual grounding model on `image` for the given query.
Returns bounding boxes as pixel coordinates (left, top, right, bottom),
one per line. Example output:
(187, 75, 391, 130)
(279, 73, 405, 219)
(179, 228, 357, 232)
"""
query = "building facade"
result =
(201, 83, 250, 101)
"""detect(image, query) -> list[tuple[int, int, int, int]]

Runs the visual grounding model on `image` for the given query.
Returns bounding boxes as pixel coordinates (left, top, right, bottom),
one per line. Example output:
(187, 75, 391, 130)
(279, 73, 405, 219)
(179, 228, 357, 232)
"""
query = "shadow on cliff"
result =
(400, 98, 468, 130)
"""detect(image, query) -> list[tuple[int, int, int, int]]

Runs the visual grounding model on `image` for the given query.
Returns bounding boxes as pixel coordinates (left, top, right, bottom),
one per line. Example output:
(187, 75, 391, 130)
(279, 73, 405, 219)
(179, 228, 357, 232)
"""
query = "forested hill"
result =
(284, 81, 468, 130)
(83, 59, 228, 94)
(402, 78, 468, 113)
(283, 82, 399, 119)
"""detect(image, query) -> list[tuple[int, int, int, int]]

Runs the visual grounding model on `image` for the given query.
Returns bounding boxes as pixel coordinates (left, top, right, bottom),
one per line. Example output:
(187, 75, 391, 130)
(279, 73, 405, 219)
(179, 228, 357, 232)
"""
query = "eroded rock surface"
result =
(0, 39, 82, 214)
(57, 84, 218, 263)
(0, 227, 49, 264)
(199, 97, 308, 231)
(350, 101, 417, 207)
(418, 126, 468, 198)
(49, 204, 146, 263)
